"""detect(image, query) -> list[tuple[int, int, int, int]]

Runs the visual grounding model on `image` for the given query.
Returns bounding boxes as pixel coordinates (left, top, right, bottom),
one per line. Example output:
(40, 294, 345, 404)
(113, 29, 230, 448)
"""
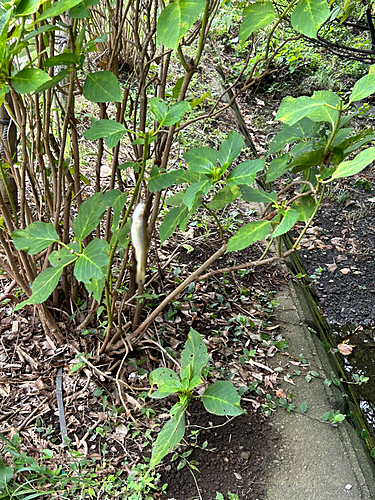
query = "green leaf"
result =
(12, 222, 59, 254)
(44, 53, 79, 67)
(308, 90, 340, 127)
(83, 71, 122, 103)
(332, 147, 375, 180)
(164, 100, 190, 126)
(272, 209, 300, 237)
(148, 166, 183, 192)
(239, 1, 276, 45)
(227, 159, 265, 186)
(217, 131, 243, 171)
(159, 205, 189, 243)
(289, 149, 324, 173)
(266, 154, 290, 183)
(15, 0, 42, 16)
(349, 65, 375, 103)
(23, 25, 59, 42)
(202, 381, 244, 416)
(38, 0, 83, 21)
(70, 0, 100, 18)
(207, 185, 241, 210)
(157, 0, 205, 50)
(106, 190, 127, 230)
(83, 119, 126, 149)
(12, 68, 51, 94)
(183, 179, 212, 209)
(239, 186, 277, 203)
(150, 97, 168, 123)
(84, 276, 105, 303)
(183, 146, 217, 174)
(291, 195, 316, 222)
(14, 266, 63, 311)
(34, 68, 68, 93)
(48, 244, 79, 267)
(73, 192, 106, 240)
(0, 466, 14, 486)
(275, 96, 325, 126)
(300, 401, 308, 414)
(74, 239, 109, 283)
(227, 220, 271, 252)
(149, 406, 186, 469)
(268, 127, 303, 155)
(149, 367, 181, 398)
(291, 0, 330, 39)
(111, 220, 131, 249)
(180, 328, 209, 381)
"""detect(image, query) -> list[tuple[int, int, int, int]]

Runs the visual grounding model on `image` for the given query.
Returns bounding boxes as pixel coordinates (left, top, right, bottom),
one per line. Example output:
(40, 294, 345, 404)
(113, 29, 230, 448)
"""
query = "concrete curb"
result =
(264, 280, 375, 499)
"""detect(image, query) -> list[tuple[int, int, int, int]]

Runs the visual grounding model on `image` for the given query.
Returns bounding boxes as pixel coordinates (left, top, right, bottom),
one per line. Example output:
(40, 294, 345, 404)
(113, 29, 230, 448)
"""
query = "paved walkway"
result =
(264, 281, 375, 499)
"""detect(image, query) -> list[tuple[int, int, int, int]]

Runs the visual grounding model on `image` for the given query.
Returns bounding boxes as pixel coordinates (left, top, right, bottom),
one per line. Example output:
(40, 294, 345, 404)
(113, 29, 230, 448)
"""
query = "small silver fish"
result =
(131, 202, 149, 284)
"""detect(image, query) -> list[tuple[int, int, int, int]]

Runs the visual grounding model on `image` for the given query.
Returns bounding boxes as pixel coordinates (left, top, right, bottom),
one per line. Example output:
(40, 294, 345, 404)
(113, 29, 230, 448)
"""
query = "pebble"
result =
(241, 451, 250, 460)
(345, 484, 352, 491)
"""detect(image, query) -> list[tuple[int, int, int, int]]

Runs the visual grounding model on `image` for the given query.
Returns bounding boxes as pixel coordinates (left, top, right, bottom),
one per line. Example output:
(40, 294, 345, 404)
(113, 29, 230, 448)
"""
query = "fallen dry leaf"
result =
(326, 262, 337, 273)
(276, 388, 287, 399)
(337, 343, 353, 356)
(340, 268, 350, 275)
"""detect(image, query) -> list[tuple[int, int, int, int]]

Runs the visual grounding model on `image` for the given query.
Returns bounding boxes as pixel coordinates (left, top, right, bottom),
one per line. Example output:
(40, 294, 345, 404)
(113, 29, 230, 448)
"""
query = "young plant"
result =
(147, 328, 244, 469)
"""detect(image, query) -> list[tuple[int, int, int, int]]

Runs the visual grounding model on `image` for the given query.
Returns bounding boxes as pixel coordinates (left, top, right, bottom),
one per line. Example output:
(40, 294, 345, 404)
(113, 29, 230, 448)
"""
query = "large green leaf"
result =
(70, 0, 100, 18)
(164, 100, 190, 126)
(275, 96, 325, 126)
(332, 147, 375, 180)
(149, 367, 181, 399)
(48, 243, 79, 267)
(83, 119, 126, 148)
(83, 71, 122, 103)
(149, 406, 186, 469)
(272, 209, 300, 238)
(289, 149, 324, 173)
(157, 0, 205, 50)
(226, 159, 265, 186)
(14, 266, 64, 311)
(0, 465, 14, 487)
(217, 131, 243, 171)
(266, 154, 290, 183)
(207, 185, 241, 210)
(73, 192, 106, 241)
(148, 166, 183, 192)
(202, 381, 244, 416)
(44, 53, 79, 68)
(34, 69, 68, 93)
(159, 205, 189, 243)
(12, 68, 51, 94)
(291, 195, 316, 222)
(349, 65, 375, 103)
(291, 0, 330, 38)
(12, 222, 59, 254)
(268, 126, 303, 155)
(84, 276, 105, 303)
(183, 179, 212, 209)
(183, 146, 217, 174)
(239, 186, 277, 204)
(74, 239, 109, 283)
(307, 90, 340, 127)
(239, 1, 276, 45)
(227, 220, 271, 252)
(38, 0, 83, 21)
(180, 328, 208, 381)
(15, 0, 42, 16)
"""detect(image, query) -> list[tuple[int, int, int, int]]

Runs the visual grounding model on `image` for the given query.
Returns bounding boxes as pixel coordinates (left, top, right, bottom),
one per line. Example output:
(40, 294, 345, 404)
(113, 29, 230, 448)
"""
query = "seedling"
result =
(147, 328, 244, 469)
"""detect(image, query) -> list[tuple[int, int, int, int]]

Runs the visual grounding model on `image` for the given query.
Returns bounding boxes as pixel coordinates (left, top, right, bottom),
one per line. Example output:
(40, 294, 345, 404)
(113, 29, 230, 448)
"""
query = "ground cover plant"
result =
(2, 0, 375, 497)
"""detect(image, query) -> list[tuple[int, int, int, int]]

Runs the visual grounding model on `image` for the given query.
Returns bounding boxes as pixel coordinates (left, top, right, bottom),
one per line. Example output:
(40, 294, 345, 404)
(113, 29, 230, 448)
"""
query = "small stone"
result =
(241, 451, 250, 460)
(345, 484, 352, 491)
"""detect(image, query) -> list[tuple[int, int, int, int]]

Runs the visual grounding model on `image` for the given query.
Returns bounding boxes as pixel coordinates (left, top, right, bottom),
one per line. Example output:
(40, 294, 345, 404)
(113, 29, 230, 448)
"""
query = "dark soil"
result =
(293, 170, 375, 328)
(160, 400, 276, 500)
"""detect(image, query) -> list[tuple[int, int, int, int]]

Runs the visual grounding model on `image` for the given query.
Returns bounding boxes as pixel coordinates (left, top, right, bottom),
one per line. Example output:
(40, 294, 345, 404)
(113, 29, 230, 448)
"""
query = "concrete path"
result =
(264, 281, 375, 500)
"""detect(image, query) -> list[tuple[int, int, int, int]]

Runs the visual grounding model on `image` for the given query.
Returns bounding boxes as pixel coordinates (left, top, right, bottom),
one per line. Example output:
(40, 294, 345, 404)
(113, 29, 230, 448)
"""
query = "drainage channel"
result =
(283, 234, 375, 452)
